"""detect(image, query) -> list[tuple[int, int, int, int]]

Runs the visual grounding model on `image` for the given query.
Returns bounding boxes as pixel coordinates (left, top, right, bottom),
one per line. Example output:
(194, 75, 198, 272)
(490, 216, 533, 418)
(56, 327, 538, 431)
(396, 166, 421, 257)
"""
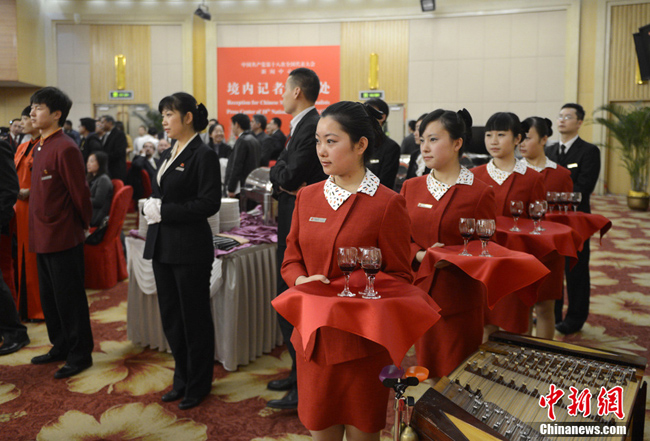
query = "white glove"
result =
(143, 198, 162, 225)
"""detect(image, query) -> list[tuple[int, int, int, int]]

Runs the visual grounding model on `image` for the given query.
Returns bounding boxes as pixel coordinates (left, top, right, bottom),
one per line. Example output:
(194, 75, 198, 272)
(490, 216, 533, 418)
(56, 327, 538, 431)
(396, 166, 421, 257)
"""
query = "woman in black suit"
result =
(86, 151, 113, 227)
(142, 92, 221, 410)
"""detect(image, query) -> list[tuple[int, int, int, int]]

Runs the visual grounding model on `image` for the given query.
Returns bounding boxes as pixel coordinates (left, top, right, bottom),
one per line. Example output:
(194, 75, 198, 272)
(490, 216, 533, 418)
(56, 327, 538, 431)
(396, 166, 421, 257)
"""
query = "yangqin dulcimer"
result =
(411, 332, 647, 441)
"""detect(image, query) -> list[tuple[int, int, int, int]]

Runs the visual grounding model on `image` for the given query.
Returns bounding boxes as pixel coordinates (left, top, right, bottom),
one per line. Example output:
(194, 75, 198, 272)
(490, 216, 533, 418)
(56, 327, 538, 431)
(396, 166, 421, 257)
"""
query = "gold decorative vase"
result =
(627, 190, 650, 211)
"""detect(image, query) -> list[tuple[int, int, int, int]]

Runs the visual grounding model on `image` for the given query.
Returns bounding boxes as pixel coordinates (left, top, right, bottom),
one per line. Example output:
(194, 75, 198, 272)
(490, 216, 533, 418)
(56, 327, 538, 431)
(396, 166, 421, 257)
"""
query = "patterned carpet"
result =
(0, 195, 648, 440)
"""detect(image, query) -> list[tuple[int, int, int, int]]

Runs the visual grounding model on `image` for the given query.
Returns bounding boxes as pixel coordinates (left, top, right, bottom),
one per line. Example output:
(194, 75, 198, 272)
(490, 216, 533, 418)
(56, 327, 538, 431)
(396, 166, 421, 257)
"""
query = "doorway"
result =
(93, 103, 155, 141)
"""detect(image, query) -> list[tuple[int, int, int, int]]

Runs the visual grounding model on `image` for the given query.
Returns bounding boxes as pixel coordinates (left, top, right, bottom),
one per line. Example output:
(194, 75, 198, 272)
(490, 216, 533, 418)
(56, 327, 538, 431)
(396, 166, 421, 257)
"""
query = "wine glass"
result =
(546, 191, 555, 214)
(537, 200, 548, 231)
(528, 201, 545, 235)
(476, 219, 495, 257)
(458, 218, 476, 256)
(560, 192, 571, 214)
(509, 200, 524, 232)
(359, 247, 382, 299)
(337, 247, 357, 297)
(570, 192, 582, 212)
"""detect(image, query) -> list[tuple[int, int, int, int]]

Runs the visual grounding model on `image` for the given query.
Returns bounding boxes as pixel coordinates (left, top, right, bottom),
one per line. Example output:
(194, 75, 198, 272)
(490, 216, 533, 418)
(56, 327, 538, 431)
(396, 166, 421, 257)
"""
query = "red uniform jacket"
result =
(29, 130, 92, 254)
(539, 165, 573, 193)
(400, 173, 496, 377)
(281, 181, 412, 365)
(471, 163, 546, 217)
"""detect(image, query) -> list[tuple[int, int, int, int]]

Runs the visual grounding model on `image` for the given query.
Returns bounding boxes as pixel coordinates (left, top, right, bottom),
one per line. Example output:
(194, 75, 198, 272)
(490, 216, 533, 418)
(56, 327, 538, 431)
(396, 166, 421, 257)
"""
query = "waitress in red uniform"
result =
(472, 112, 546, 337)
(281, 101, 413, 441)
(519, 116, 573, 339)
(400, 109, 496, 378)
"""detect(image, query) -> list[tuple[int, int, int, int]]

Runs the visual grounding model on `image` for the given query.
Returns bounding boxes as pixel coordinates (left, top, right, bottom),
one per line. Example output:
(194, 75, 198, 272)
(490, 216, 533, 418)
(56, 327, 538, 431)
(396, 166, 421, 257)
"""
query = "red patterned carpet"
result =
(0, 195, 648, 440)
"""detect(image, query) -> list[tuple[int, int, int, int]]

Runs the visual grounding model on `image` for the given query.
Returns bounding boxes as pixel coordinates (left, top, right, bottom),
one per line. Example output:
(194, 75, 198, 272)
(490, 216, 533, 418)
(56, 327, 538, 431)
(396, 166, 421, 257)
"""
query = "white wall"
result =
(408, 10, 567, 128)
(216, 22, 341, 47)
(150, 25, 184, 107)
(56, 24, 92, 126)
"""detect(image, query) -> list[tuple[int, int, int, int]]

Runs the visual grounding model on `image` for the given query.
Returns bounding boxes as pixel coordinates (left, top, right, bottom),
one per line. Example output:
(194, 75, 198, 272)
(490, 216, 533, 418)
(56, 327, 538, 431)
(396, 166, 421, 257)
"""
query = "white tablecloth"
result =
(125, 237, 283, 371)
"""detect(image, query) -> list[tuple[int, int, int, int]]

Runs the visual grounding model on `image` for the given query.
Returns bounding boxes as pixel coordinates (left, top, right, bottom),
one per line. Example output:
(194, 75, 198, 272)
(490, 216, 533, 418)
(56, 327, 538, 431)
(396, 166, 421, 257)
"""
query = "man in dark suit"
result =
(78, 117, 102, 165)
(28, 87, 94, 378)
(365, 98, 401, 189)
(224, 113, 261, 201)
(546, 103, 601, 335)
(253, 114, 281, 167)
(267, 117, 287, 154)
(0, 139, 30, 356)
(64, 120, 81, 145)
(267, 68, 326, 409)
(98, 115, 127, 181)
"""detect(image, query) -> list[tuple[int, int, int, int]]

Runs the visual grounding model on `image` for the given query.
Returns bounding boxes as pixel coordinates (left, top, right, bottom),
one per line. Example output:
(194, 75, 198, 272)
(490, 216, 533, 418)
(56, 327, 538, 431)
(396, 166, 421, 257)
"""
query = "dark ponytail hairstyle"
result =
(158, 92, 209, 133)
(321, 101, 386, 164)
(521, 116, 553, 139)
(419, 108, 473, 158)
(485, 112, 524, 142)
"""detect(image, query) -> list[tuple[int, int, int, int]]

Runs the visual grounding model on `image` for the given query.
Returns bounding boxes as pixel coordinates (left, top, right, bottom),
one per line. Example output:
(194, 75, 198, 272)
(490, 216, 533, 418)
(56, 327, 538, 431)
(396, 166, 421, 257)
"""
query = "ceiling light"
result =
(420, 0, 435, 12)
(194, 2, 211, 20)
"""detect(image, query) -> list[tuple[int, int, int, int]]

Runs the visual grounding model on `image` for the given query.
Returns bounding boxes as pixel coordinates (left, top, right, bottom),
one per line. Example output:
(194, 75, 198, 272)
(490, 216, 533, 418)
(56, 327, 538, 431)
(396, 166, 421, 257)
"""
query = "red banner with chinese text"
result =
(217, 46, 340, 140)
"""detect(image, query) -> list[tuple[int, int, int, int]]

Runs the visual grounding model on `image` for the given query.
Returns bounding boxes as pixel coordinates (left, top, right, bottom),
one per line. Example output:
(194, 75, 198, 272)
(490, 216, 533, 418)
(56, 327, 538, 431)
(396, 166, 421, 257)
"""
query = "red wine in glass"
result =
(359, 247, 382, 299)
(458, 218, 475, 256)
(509, 200, 524, 232)
(337, 247, 357, 297)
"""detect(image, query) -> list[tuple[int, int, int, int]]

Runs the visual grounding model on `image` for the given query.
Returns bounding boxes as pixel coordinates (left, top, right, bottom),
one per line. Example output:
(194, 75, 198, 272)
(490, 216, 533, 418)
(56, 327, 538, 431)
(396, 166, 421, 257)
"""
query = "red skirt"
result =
(293, 330, 392, 433)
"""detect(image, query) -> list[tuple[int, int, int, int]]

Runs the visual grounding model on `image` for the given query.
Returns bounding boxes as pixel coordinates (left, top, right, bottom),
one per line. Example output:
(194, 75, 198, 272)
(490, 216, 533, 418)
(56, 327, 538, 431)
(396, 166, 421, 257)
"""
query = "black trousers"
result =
(0, 264, 27, 342)
(555, 239, 591, 327)
(152, 259, 215, 399)
(275, 243, 296, 376)
(37, 244, 94, 365)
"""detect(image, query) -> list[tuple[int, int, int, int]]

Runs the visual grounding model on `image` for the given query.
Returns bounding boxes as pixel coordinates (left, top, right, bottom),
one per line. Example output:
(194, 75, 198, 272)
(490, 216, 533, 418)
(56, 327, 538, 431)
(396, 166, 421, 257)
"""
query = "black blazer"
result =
(143, 136, 221, 264)
(367, 135, 400, 190)
(80, 133, 102, 165)
(89, 174, 113, 227)
(269, 108, 326, 246)
(224, 131, 261, 193)
(271, 129, 287, 151)
(257, 132, 283, 167)
(102, 130, 128, 181)
(545, 137, 600, 213)
(211, 142, 232, 159)
(0, 140, 18, 229)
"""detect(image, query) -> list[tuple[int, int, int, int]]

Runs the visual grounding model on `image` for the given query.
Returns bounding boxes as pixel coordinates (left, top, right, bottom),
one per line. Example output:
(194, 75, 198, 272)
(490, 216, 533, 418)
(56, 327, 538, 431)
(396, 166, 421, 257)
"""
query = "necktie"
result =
(559, 144, 566, 163)
(284, 135, 292, 150)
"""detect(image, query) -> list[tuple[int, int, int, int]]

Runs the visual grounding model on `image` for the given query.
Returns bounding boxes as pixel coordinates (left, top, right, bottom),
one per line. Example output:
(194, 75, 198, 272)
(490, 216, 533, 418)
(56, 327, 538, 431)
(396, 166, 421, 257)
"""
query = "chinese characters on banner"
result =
(217, 46, 340, 140)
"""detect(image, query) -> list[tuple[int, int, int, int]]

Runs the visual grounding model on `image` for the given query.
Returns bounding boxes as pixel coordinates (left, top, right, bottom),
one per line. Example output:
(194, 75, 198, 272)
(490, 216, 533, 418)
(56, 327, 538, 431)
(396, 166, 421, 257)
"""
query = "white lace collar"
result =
(426, 166, 474, 201)
(323, 169, 380, 210)
(486, 158, 527, 186)
(523, 157, 557, 173)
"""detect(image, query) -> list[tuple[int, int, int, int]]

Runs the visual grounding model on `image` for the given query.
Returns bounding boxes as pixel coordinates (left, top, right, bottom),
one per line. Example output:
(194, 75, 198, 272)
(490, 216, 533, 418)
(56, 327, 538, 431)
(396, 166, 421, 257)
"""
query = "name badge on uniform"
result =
(369, 159, 379, 164)
(418, 203, 433, 209)
(175, 167, 185, 171)
(309, 217, 326, 223)
(41, 175, 52, 181)
(567, 163, 578, 169)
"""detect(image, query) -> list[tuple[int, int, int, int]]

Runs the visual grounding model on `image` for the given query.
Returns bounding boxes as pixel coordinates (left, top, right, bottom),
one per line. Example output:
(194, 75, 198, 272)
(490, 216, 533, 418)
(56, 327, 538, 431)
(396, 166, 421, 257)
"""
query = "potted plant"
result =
(595, 103, 650, 211)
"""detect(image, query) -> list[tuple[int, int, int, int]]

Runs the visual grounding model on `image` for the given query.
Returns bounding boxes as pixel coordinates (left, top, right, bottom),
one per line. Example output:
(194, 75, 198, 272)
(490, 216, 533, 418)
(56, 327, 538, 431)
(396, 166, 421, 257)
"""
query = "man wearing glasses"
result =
(546, 103, 601, 335)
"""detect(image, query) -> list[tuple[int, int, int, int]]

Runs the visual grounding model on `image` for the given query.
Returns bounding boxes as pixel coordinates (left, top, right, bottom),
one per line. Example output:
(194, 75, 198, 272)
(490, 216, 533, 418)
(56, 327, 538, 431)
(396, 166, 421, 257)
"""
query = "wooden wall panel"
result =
(0, 0, 18, 81)
(340, 21, 409, 103)
(608, 3, 650, 102)
(90, 25, 151, 104)
(605, 4, 650, 194)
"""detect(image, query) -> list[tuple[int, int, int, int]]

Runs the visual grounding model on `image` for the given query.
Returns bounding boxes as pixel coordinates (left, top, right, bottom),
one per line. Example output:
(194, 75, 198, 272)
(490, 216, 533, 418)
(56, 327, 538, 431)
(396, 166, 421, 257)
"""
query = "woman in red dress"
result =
(13, 106, 43, 320)
(281, 101, 413, 441)
(520, 116, 573, 339)
(471, 112, 546, 337)
(400, 109, 496, 378)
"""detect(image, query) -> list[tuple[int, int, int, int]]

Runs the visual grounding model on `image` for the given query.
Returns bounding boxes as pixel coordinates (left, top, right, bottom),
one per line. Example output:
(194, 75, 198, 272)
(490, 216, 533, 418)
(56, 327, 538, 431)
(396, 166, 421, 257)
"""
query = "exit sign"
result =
(109, 90, 134, 100)
(359, 90, 385, 100)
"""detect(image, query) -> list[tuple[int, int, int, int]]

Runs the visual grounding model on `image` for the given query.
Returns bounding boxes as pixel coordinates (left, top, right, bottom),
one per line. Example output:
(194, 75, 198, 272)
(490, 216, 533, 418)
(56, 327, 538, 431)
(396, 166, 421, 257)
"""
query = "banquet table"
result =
(272, 271, 441, 366)
(420, 241, 550, 309)
(126, 237, 282, 371)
